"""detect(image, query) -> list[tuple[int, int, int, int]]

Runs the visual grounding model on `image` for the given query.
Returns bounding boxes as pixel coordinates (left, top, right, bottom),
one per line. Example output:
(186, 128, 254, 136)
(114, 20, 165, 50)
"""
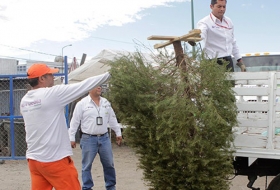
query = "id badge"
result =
(96, 117, 103, 125)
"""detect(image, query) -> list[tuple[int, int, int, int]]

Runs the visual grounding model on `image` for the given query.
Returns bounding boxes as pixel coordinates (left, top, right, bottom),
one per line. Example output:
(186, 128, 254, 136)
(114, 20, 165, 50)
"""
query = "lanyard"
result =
(210, 14, 232, 29)
(93, 101, 101, 116)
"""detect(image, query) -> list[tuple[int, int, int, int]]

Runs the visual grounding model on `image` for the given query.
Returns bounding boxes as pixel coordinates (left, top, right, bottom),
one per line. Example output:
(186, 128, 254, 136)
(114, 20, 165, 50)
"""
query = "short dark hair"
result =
(211, 0, 227, 5)
(27, 74, 51, 87)
(27, 77, 39, 87)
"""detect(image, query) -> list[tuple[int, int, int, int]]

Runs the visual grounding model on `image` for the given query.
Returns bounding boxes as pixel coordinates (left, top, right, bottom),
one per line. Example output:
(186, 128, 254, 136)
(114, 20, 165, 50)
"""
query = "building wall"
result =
(17, 65, 26, 74)
(0, 58, 18, 75)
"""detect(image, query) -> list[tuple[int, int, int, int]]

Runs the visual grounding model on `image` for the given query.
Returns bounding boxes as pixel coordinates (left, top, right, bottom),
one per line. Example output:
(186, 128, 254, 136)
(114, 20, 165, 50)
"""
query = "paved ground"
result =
(0, 143, 275, 190)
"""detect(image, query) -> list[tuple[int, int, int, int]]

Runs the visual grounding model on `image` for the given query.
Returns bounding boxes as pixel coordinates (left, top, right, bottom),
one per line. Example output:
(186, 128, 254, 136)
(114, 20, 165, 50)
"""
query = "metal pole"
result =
(191, 0, 194, 30)
(9, 76, 15, 158)
(191, 0, 195, 57)
(64, 56, 68, 84)
(64, 56, 69, 127)
(61, 44, 72, 73)
(61, 45, 71, 127)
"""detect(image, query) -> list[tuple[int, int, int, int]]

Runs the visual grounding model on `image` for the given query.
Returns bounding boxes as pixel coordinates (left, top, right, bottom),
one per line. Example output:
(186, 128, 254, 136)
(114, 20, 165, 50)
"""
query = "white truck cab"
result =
(234, 52, 280, 72)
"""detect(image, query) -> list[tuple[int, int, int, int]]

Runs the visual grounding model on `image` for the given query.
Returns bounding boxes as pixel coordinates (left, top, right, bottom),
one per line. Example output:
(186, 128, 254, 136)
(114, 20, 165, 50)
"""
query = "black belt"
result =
(218, 56, 232, 60)
(82, 132, 108, 137)
(216, 56, 234, 72)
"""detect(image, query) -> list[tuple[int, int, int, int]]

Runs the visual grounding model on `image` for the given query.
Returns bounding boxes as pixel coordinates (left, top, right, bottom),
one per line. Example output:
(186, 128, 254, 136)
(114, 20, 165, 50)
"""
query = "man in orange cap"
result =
(20, 63, 111, 190)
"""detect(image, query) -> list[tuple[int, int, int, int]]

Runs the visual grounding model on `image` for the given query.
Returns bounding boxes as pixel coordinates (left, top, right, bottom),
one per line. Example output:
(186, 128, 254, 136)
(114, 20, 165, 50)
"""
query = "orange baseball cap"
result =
(27, 63, 59, 79)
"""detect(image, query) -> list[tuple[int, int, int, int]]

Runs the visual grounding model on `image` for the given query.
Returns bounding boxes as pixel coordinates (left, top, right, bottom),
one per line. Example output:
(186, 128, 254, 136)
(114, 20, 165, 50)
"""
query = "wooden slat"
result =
(234, 134, 267, 148)
(181, 37, 202, 42)
(153, 31, 201, 49)
(275, 104, 280, 111)
(188, 29, 201, 33)
(273, 136, 280, 149)
(180, 35, 201, 41)
(148, 29, 201, 49)
(233, 87, 268, 96)
(228, 72, 269, 80)
(236, 102, 268, 111)
(237, 113, 268, 120)
(238, 119, 268, 128)
(247, 113, 268, 119)
(276, 89, 280, 96)
(275, 120, 280, 126)
(247, 80, 269, 85)
(234, 80, 248, 85)
(147, 36, 177, 40)
(246, 127, 268, 134)
(234, 80, 269, 85)
(234, 148, 280, 159)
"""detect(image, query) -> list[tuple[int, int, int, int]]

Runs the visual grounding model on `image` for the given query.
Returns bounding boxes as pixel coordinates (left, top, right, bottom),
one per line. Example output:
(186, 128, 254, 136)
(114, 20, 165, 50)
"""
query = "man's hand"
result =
(236, 61, 246, 72)
(71, 141, 76, 148)
(116, 136, 122, 146)
(188, 41, 196, 46)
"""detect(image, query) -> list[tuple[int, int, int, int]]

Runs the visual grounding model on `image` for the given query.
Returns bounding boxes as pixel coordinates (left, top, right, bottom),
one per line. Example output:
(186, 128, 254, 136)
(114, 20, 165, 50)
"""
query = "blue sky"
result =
(0, 0, 279, 64)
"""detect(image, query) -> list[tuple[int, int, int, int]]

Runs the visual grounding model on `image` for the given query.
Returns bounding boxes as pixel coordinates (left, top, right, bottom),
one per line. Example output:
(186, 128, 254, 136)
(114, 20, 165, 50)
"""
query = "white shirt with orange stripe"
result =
(197, 13, 242, 60)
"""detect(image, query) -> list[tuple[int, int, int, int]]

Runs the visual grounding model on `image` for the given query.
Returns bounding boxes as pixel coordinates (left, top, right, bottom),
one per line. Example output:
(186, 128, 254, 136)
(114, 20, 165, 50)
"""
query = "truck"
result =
(231, 52, 280, 190)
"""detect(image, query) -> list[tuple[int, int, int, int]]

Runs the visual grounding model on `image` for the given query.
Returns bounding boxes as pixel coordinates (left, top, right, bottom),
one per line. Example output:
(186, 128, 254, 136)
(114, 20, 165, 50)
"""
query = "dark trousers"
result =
(217, 56, 234, 72)
(216, 56, 235, 87)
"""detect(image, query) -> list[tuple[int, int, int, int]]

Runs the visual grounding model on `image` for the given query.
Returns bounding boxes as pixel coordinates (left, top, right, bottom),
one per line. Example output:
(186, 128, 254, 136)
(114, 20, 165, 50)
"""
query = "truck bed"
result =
(231, 72, 280, 164)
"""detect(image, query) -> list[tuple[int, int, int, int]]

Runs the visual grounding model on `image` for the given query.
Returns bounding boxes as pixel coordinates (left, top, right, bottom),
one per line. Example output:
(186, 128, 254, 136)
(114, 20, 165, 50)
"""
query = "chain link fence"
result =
(0, 76, 28, 159)
(0, 59, 69, 160)
(0, 72, 107, 159)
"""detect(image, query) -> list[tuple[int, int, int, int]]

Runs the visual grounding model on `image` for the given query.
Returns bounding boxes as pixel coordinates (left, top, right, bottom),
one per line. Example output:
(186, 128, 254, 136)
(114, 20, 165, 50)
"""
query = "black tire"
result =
(267, 174, 280, 190)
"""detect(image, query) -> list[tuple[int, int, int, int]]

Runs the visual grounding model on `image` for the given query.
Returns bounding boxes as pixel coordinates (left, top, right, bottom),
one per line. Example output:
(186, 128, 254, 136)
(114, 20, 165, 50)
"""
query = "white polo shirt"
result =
(197, 13, 242, 60)
(68, 96, 122, 141)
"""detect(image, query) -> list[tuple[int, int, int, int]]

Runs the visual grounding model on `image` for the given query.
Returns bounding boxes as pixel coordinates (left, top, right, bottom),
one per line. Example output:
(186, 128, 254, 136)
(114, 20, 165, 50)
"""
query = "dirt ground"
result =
(0, 143, 275, 190)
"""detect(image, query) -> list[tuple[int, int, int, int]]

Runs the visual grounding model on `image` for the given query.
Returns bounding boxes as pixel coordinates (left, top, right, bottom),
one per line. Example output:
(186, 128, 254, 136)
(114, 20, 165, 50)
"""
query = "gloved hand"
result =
(236, 62, 246, 72)
(188, 41, 196, 46)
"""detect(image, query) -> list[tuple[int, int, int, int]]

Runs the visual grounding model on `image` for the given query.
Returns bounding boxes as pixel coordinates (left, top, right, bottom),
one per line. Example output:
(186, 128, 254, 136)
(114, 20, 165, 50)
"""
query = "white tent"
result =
(65, 49, 155, 84)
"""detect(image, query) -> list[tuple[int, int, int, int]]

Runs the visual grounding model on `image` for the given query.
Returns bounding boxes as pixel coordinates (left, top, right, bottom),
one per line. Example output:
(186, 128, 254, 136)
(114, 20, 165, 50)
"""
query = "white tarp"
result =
(65, 49, 155, 84)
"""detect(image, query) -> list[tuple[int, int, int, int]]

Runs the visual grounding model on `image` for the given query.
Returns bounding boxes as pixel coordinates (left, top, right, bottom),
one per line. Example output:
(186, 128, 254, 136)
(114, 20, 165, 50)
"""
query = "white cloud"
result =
(0, 0, 188, 50)
(241, 3, 252, 7)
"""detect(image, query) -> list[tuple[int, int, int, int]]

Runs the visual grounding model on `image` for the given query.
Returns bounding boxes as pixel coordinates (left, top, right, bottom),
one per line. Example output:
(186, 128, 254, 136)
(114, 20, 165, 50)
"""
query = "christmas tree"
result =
(108, 50, 237, 190)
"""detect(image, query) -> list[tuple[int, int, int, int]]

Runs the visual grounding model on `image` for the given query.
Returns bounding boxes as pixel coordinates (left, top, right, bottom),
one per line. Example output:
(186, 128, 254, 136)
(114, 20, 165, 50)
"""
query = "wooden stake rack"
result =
(147, 29, 202, 67)
(147, 29, 202, 49)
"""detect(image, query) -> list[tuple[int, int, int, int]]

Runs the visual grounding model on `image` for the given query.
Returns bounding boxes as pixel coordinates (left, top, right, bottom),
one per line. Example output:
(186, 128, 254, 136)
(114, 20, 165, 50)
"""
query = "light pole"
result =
(191, 0, 195, 57)
(61, 44, 72, 73)
(191, 0, 194, 30)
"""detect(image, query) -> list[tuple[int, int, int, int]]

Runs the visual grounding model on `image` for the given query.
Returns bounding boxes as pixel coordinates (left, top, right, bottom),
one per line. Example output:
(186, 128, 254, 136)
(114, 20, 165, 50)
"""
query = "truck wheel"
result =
(267, 174, 280, 190)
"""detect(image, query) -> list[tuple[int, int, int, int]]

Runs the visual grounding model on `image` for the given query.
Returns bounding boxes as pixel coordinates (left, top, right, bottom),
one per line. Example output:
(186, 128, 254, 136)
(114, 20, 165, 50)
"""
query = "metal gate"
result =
(0, 75, 28, 159)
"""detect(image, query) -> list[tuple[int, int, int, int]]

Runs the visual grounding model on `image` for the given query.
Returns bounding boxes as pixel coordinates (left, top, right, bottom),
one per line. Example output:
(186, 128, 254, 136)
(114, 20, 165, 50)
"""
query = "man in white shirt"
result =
(20, 63, 111, 190)
(197, 0, 246, 72)
(69, 86, 122, 190)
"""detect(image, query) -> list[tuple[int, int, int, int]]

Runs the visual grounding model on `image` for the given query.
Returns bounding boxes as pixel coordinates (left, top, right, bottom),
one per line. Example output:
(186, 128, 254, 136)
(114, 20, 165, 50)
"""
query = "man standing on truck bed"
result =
(197, 0, 246, 72)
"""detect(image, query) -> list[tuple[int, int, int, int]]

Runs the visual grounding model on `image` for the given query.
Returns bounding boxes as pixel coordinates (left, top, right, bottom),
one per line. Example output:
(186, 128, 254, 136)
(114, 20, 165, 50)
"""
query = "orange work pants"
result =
(28, 156, 81, 190)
